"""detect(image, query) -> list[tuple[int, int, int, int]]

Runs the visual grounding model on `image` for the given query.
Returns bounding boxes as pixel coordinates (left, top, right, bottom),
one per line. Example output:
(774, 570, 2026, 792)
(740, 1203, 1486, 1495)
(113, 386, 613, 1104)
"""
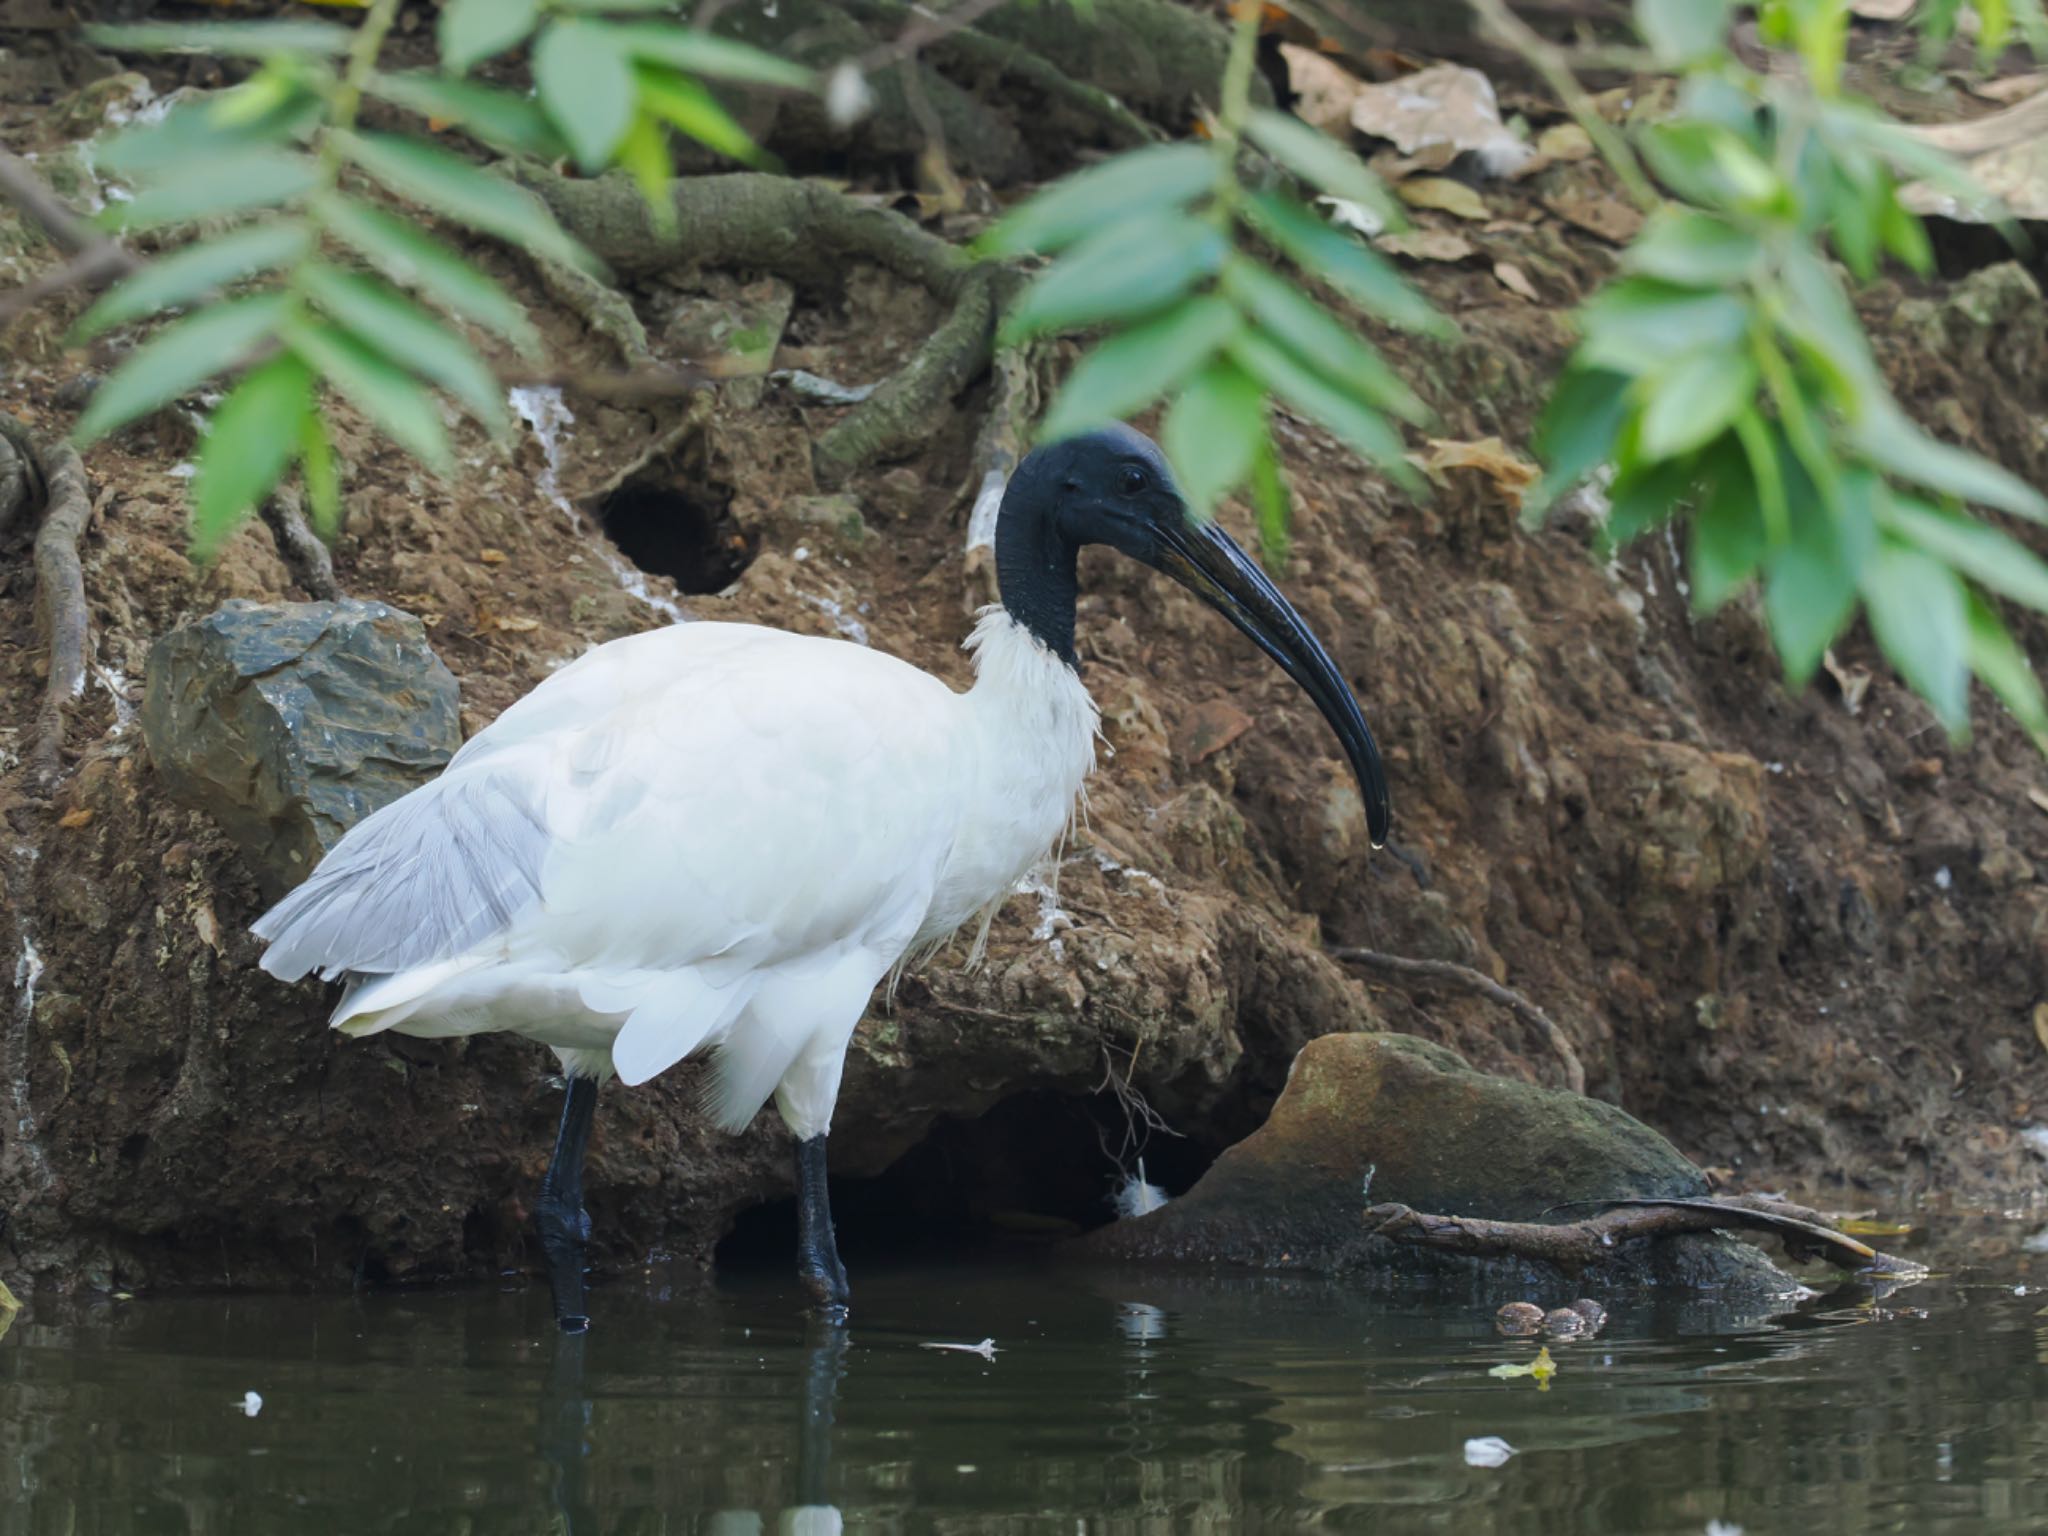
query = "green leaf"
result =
(1732, 407, 1790, 547)
(1040, 296, 1242, 441)
(85, 20, 350, 57)
(1623, 208, 1765, 286)
(96, 93, 323, 176)
(1244, 110, 1401, 229)
(439, 0, 541, 73)
(283, 318, 453, 474)
(1218, 258, 1426, 422)
(1964, 591, 2048, 752)
(299, 406, 342, 536)
(72, 292, 292, 445)
(1638, 349, 1757, 460)
(1576, 279, 1752, 375)
(103, 149, 319, 231)
(617, 113, 677, 231)
(1848, 400, 2048, 522)
(1773, 243, 1881, 403)
(192, 352, 312, 556)
(1762, 472, 1878, 686)
(1001, 211, 1225, 341)
(1860, 535, 1972, 735)
(1635, 0, 1733, 63)
(1243, 191, 1448, 336)
(335, 130, 600, 274)
(1248, 431, 1292, 564)
(298, 263, 506, 431)
(607, 23, 818, 89)
(534, 19, 636, 171)
(978, 143, 1217, 257)
(1161, 360, 1268, 517)
(1229, 329, 1422, 493)
(72, 221, 310, 340)
(1688, 445, 1765, 611)
(636, 66, 770, 167)
(1528, 367, 1630, 521)
(312, 192, 541, 356)
(1604, 457, 1692, 547)
(366, 72, 566, 157)
(1879, 492, 2048, 611)
(1879, 196, 1934, 275)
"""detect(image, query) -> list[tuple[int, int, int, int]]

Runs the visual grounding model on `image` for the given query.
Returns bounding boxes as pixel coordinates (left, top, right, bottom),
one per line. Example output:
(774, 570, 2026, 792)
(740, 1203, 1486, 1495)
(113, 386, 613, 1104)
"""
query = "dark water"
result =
(3, 1248, 2046, 1534)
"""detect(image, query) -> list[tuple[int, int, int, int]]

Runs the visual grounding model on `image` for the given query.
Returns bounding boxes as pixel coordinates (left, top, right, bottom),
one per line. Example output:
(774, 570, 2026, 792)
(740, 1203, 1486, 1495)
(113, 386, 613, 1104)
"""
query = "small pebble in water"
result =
(1495, 1302, 1545, 1336)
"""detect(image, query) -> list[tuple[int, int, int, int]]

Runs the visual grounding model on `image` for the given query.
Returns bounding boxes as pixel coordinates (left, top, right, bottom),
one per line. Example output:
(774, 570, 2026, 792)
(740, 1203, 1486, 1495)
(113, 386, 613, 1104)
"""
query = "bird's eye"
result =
(1118, 466, 1148, 496)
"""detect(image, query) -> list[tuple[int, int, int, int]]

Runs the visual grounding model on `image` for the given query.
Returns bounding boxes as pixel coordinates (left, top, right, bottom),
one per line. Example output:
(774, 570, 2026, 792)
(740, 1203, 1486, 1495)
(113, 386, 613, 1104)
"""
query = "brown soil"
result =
(1, 22, 2046, 1298)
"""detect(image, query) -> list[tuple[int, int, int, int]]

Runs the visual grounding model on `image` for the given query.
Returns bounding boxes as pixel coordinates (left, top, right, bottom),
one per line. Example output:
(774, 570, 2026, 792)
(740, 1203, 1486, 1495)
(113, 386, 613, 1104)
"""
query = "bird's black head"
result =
(993, 424, 1391, 847)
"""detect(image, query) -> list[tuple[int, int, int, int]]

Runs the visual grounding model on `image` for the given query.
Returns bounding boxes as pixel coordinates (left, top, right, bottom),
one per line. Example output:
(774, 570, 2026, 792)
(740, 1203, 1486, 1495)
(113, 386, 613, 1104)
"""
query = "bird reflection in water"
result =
(535, 1320, 850, 1535)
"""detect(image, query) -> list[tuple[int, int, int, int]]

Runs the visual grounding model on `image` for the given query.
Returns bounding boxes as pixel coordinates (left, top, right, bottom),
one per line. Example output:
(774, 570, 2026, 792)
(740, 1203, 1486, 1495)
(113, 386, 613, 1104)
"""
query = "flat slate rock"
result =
(142, 598, 461, 896)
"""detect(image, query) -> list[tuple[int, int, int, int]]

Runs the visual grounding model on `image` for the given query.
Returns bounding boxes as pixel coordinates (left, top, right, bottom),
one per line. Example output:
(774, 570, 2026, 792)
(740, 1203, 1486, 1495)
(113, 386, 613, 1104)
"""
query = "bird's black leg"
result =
(794, 1134, 850, 1318)
(536, 1075, 599, 1333)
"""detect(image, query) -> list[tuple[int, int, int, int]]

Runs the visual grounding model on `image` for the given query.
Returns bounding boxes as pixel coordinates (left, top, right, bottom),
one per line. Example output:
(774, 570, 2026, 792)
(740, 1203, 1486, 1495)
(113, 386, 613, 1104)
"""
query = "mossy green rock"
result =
(142, 599, 460, 898)
(1080, 1033, 1785, 1292)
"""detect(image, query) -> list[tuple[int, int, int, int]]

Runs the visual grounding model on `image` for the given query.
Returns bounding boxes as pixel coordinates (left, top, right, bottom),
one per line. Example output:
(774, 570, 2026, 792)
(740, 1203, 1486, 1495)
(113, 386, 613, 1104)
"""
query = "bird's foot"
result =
(536, 1195, 594, 1333)
(797, 1248, 851, 1320)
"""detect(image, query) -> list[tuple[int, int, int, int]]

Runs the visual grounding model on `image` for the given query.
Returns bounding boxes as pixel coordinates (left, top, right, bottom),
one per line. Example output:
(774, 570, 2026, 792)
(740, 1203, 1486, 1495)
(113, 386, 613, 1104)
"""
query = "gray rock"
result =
(141, 599, 460, 896)
(1076, 1032, 1798, 1296)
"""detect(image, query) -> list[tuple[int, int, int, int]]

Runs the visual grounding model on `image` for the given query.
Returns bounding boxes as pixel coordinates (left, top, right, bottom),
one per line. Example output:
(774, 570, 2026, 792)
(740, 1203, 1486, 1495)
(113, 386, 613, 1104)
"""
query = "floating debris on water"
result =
(237, 1391, 263, 1417)
(920, 1339, 998, 1361)
(1463, 1435, 1515, 1468)
(1488, 1346, 1557, 1387)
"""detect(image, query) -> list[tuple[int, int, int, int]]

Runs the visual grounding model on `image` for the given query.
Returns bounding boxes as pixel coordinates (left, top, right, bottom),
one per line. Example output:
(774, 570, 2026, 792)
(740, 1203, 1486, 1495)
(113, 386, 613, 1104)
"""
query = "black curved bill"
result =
(1153, 516, 1391, 848)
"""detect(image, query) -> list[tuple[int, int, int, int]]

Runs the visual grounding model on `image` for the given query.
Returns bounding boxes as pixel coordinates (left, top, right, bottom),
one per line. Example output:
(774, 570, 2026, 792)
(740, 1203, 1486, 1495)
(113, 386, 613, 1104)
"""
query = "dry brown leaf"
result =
(478, 547, 507, 565)
(494, 614, 540, 633)
(1493, 260, 1539, 301)
(1901, 93, 2048, 220)
(193, 901, 220, 954)
(1822, 649, 1872, 716)
(1280, 42, 1366, 136)
(1420, 436, 1539, 503)
(1178, 699, 1254, 765)
(1350, 63, 1533, 177)
(2027, 786, 2048, 816)
(1971, 71, 2048, 104)
(1375, 227, 1476, 261)
(1398, 176, 1490, 221)
(57, 806, 93, 829)
(1534, 122, 1594, 162)
(1541, 188, 1644, 244)
(2034, 1001, 2048, 1056)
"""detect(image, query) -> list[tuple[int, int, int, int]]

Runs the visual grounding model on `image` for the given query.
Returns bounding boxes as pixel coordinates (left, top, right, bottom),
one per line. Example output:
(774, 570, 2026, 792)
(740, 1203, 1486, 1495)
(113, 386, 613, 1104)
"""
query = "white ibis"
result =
(251, 424, 1389, 1328)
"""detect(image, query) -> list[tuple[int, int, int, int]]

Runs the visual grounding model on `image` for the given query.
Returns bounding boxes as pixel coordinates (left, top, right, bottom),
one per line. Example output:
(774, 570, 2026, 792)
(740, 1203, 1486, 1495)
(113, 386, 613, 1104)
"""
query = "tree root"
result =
(1330, 946, 1587, 1094)
(0, 416, 46, 544)
(515, 165, 1007, 486)
(1362, 1195, 1925, 1279)
(842, 0, 1163, 151)
(27, 434, 91, 796)
(259, 486, 342, 603)
(813, 265, 1018, 488)
(961, 338, 1047, 607)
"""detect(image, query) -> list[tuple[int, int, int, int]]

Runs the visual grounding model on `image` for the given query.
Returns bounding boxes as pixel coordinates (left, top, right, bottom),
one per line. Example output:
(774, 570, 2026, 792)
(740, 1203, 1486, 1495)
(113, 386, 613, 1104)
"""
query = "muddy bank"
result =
(1, 39, 2046, 1298)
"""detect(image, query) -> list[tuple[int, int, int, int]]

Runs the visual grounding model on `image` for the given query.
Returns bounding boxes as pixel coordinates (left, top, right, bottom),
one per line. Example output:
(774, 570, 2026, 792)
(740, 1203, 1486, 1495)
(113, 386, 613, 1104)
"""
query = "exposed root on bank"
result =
(26, 433, 91, 797)
(0, 416, 45, 544)
(1330, 945, 1587, 1094)
(961, 339, 1046, 606)
(1362, 1194, 1925, 1278)
(512, 166, 1008, 485)
(259, 486, 342, 603)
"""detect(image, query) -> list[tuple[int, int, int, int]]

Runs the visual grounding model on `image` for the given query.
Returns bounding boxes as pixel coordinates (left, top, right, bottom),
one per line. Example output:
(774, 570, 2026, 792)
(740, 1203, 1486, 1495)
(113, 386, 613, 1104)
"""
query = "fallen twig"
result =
(961, 339, 1044, 607)
(259, 485, 342, 602)
(28, 436, 92, 795)
(1329, 945, 1587, 1095)
(1362, 1196, 1925, 1277)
